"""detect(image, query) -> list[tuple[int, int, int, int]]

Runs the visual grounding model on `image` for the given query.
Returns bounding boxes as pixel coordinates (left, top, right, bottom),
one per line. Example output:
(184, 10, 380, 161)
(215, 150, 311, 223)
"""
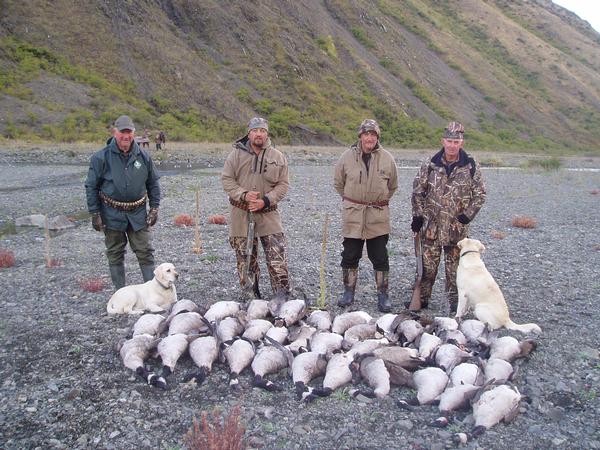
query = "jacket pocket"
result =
(448, 217, 468, 244)
(263, 159, 281, 185)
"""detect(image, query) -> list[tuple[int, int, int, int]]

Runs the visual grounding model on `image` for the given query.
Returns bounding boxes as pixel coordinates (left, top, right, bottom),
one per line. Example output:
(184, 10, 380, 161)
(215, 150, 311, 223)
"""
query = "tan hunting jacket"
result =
(412, 148, 486, 245)
(222, 136, 289, 237)
(334, 142, 398, 239)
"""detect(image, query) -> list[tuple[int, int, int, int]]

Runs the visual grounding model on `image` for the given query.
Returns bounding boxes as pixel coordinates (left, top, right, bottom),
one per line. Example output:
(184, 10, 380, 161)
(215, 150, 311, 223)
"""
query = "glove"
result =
(147, 207, 159, 227)
(91, 213, 105, 232)
(411, 216, 424, 233)
(457, 213, 471, 224)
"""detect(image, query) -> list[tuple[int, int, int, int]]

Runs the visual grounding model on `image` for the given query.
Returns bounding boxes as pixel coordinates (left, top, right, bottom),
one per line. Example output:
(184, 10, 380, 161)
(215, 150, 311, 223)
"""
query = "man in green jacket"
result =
(411, 121, 486, 314)
(85, 115, 161, 290)
(222, 117, 290, 301)
(334, 119, 398, 312)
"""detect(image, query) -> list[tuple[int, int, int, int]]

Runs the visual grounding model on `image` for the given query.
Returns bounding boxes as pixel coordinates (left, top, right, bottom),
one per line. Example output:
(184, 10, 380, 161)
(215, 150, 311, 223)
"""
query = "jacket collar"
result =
(431, 148, 469, 168)
(109, 139, 141, 158)
(351, 141, 381, 154)
(233, 135, 272, 155)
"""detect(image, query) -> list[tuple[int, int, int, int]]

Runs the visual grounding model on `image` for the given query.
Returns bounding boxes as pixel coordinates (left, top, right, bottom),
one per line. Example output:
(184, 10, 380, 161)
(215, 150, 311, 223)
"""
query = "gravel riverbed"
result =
(0, 146, 599, 450)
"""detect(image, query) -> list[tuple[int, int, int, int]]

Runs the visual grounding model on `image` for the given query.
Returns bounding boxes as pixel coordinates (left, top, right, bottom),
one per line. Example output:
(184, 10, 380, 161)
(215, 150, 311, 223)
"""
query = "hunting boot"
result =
(375, 270, 391, 313)
(140, 264, 155, 283)
(253, 273, 262, 300)
(338, 268, 358, 307)
(109, 264, 126, 290)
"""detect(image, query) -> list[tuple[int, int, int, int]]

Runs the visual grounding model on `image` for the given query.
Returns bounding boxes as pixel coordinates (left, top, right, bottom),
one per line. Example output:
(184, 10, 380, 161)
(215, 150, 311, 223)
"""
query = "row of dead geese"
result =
(117, 297, 538, 437)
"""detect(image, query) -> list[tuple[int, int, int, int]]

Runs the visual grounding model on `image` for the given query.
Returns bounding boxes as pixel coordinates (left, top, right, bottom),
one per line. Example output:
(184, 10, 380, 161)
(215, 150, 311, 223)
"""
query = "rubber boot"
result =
(109, 264, 126, 290)
(338, 268, 358, 307)
(253, 273, 262, 299)
(375, 270, 391, 313)
(140, 264, 155, 283)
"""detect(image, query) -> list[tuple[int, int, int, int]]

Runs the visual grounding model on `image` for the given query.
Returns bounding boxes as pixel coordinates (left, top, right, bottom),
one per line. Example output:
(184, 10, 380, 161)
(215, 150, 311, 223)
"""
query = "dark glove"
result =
(411, 216, 424, 233)
(147, 208, 159, 226)
(457, 213, 471, 224)
(91, 213, 105, 232)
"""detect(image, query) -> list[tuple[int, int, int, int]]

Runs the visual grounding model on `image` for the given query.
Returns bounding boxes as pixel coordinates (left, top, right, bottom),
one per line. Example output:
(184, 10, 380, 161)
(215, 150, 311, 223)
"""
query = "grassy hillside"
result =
(0, 0, 599, 153)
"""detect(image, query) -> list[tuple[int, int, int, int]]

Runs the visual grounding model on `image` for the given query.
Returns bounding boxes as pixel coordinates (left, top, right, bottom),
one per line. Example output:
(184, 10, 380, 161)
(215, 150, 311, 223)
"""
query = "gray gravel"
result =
(0, 147, 599, 450)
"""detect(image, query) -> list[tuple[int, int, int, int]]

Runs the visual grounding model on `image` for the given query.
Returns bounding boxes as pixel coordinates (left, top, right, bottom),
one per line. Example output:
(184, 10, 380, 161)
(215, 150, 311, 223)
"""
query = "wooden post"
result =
(192, 189, 203, 254)
(44, 215, 52, 267)
(317, 213, 330, 309)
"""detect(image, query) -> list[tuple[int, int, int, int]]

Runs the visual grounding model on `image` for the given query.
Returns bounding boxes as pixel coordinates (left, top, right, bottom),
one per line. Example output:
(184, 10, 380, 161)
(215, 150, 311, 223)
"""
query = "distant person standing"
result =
(141, 129, 150, 149)
(411, 121, 486, 314)
(221, 117, 290, 301)
(155, 132, 162, 151)
(334, 119, 398, 312)
(85, 115, 161, 290)
(159, 131, 166, 150)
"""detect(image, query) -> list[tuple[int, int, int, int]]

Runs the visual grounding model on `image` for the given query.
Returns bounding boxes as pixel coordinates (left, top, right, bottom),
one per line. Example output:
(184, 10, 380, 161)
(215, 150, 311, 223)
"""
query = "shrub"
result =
(207, 214, 227, 225)
(522, 157, 562, 170)
(184, 405, 246, 450)
(46, 258, 61, 268)
(490, 230, 507, 239)
(0, 249, 15, 268)
(174, 214, 194, 227)
(80, 277, 106, 292)
(511, 216, 537, 229)
(590, 189, 598, 195)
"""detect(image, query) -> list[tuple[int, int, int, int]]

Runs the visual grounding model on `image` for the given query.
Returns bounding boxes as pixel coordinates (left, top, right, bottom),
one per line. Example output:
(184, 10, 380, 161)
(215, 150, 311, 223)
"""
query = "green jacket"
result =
(85, 139, 161, 232)
(412, 148, 486, 245)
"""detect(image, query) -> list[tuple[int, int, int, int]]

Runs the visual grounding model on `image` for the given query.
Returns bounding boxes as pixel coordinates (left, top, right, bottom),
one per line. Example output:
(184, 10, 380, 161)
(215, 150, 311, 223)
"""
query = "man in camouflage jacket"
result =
(85, 115, 161, 290)
(222, 117, 290, 300)
(334, 119, 398, 312)
(411, 121, 486, 313)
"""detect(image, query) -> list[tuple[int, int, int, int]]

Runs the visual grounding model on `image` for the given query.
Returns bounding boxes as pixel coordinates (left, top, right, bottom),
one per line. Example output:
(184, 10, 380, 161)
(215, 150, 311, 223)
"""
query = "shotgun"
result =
(241, 211, 256, 298)
(407, 232, 423, 311)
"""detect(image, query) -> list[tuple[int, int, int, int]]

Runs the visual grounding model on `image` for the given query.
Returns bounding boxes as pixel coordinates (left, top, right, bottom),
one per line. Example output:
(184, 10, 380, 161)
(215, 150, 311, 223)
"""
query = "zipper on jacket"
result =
(359, 171, 362, 184)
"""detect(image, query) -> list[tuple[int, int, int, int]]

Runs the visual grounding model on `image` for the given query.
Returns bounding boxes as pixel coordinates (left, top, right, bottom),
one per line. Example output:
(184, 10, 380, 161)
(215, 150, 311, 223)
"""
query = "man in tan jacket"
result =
(222, 117, 290, 300)
(334, 119, 398, 312)
(411, 121, 486, 314)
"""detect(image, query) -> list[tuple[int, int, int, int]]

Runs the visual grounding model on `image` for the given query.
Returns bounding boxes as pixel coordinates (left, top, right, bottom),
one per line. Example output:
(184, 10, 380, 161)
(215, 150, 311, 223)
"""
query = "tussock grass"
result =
(490, 230, 507, 239)
(207, 215, 227, 225)
(511, 216, 537, 229)
(80, 277, 106, 292)
(174, 214, 194, 227)
(0, 249, 15, 268)
(184, 405, 245, 450)
(521, 157, 562, 170)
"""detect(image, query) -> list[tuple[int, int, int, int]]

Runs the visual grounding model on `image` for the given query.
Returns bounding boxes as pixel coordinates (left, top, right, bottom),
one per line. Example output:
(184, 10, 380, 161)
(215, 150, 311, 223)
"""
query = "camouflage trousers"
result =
(229, 232, 289, 295)
(420, 238, 460, 309)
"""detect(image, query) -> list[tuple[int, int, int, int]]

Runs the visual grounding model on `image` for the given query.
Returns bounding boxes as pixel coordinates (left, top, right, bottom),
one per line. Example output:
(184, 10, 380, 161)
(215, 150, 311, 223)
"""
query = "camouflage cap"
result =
(443, 121, 465, 139)
(358, 119, 380, 137)
(114, 115, 135, 131)
(248, 117, 269, 132)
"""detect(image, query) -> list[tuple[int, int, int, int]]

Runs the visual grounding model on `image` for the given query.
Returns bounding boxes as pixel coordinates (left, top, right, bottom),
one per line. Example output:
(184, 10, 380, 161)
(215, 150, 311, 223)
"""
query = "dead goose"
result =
(275, 299, 306, 327)
(251, 342, 291, 391)
(449, 362, 484, 387)
(375, 313, 398, 341)
(472, 384, 521, 435)
(489, 336, 537, 362)
(483, 358, 515, 384)
(303, 351, 354, 401)
(371, 346, 424, 371)
(398, 319, 424, 345)
(246, 299, 270, 320)
(167, 311, 206, 336)
(439, 329, 468, 346)
(185, 335, 219, 386)
(434, 343, 472, 373)
(287, 323, 317, 354)
(223, 337, 256, 387)
(306, 310, 332, 331)
(242, 319, 273, 342)
(418, 332, 442, 359)
(351, 356, 390, 399)
(132, 313, 166, 337)
(156, 333, 192, 387)
(346, 338, 389, 359)
(167, 299, 201, 319)
(216, 316, 245, 343)
(331, 311, 372, 335)
(204, 301, 241, 322)
(309, 331, 344, 357)
(264, 324, 289, 344)
(459, 319, 490, 344)
(413, 367, 449, 405)
(438, 383, 482, 413)
(118, 334, 162, 387)
(342, 323, 381, 350)
(433, 316, 459, 332)
(291, 351, 328, 399)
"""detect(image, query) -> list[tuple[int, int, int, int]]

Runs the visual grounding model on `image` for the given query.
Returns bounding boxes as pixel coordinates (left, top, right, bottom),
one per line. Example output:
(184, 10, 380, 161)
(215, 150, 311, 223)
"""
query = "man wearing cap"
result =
(334, 119, 398, 312)
(85, 115, 161, 290)
(222, 117, 290, 300)
(411, 121, 486, 314)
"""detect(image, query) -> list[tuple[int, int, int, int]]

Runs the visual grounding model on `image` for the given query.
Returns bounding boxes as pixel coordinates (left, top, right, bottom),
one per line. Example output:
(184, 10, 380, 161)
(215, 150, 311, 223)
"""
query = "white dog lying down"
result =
(107, 263, 179, 315)
(456, 238, 541, 334)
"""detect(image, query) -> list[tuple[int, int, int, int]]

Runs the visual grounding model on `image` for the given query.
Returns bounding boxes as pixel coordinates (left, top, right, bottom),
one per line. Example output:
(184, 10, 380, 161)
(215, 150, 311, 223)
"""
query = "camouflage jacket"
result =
(411, 148, 486, 245)
(221, 136, 289, 237)
(334, 141, 398, 240)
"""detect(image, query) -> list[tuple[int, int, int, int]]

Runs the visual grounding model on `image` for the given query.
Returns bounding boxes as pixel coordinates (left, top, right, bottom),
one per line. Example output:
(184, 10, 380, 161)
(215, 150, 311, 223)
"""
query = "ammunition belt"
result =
(100, 191, 147, 212)
(229, 197, 278, 213)
(342, 196, 389, 207)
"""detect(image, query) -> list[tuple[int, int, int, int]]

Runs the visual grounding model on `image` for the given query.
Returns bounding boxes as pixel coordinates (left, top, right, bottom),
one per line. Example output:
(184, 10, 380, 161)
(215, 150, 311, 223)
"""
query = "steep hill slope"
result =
(1, 0, 599, 152)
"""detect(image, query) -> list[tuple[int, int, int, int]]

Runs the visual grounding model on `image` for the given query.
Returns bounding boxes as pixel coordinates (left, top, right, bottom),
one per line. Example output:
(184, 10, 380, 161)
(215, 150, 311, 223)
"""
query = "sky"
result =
(552, 1, 600, 33)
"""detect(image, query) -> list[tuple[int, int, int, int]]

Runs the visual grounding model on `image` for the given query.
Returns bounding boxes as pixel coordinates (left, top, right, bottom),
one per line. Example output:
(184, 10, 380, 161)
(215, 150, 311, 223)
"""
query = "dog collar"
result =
(460, 250, 479, 257)
(155, 278, 171, 290)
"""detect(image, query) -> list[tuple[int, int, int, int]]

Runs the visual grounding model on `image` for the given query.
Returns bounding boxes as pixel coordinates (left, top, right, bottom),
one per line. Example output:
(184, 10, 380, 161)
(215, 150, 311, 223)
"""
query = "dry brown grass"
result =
(174, 214, 194, 227)
(490, 229, 507, 239)
(590, 189, 599, 195)
(207, 214, 227, 225)
(46, 258, 61, 268)
(0, 249, 16, 268)
(80, 277, 106, 292)
(184, 405, 246, 450)
(511, 216, 537, 229)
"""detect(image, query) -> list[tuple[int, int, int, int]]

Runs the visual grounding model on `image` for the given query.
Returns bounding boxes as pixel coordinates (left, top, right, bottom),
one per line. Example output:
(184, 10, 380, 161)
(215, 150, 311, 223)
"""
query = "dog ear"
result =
(478, 241, 486, 252)
(457, 238, 465, 249)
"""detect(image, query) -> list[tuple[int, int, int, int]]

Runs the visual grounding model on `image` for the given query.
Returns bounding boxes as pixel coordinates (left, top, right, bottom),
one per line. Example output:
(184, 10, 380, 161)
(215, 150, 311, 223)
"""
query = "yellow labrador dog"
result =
(106, 263, 179, 315)
(456, 238, 541, 334)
